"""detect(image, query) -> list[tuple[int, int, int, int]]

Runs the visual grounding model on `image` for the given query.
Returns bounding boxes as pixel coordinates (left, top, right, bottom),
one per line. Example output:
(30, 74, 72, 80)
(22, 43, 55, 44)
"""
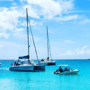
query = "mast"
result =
(26, 8, 30, 61)
(47, 26, 52, 60)
(47, 26, 49, 59)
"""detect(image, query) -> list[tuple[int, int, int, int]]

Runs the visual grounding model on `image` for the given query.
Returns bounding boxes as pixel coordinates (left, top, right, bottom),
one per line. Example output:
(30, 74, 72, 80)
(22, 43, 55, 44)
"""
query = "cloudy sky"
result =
(0, 0, 90, 59)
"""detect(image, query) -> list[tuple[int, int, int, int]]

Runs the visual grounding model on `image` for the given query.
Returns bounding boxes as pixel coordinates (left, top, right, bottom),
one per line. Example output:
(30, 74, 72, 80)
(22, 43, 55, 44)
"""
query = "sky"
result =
(0, 0, 90, 59)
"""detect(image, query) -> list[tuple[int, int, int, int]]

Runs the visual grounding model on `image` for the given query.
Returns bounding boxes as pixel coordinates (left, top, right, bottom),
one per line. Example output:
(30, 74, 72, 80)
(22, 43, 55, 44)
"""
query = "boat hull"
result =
(47, 61, 56, 65)
(40, 61, 56, 66)
(10, 65, 34, 72)
(34, 65, 45, 72)
(10, 65, 45, 72)
(39, 62, 48, 66)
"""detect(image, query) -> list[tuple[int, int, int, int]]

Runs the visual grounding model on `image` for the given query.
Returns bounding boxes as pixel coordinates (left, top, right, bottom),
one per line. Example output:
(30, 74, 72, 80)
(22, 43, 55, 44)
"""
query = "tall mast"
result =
(26, 8, 30, 61)
(47, 26, 49, 58)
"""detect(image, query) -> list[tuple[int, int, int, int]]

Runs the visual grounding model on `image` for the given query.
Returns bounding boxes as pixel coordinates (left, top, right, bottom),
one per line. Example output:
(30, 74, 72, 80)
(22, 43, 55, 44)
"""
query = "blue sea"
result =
(0, 59, 90, 90)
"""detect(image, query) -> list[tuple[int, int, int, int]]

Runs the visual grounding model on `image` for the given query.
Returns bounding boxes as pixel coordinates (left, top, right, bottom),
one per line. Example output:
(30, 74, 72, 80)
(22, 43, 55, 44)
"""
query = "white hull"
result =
(46, 61, 56, 65)
(40, 60, 56, 66)
(39, 62, 48, 66)
(54, 69, 79, 75)
(10, 64, 45, 72)
(10, 64, 34, 72)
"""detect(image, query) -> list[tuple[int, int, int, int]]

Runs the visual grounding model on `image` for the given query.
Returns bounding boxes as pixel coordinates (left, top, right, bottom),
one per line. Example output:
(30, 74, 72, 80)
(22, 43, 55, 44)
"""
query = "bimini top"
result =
(58, 65, 68, 67)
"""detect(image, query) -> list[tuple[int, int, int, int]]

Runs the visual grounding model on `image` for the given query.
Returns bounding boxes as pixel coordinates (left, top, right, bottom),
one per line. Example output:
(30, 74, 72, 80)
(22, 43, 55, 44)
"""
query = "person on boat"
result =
(28, 60, 31, 64)
(14, 60, 20, 66)
(64, 67, 68, 71)
(59, 66, 63, 72)
(64, 67, 70, 71)
(41, 59, 44, 61)
(47, 57, 49, 61)
(14, 61, 17, 66)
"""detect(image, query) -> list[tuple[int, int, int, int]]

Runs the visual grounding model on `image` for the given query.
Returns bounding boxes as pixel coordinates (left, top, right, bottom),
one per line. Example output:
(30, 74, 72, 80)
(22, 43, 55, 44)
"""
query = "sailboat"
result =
(40, 26, 56, 65)
(9, 8, 45, 72)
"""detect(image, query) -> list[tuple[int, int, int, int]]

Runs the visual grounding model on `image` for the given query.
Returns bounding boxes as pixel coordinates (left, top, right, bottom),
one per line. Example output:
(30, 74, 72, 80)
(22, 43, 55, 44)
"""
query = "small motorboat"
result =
(54, 65, 79, 75)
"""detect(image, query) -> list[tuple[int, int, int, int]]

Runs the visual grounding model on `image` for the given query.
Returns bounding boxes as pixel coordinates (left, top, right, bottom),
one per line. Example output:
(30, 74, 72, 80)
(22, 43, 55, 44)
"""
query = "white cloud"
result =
(68, 10, 86, 13)
(20, 0, 74, 19)
(0, 7, 23, 32)
(30, 20, 38, 26)
(32, 36, 42, 42)
(13, 32, 26, 39)
(21, 20, 43, 27)
(0, 0, 13, 1)
(59, 0, 74, 13)
(0, 45, 3, 48)
(12, 2, 17, 6)
(56, 15, 78, 21)
(0, 0, 76, 39)
(30, 20, 43, 26)
(65, 46, 90, 56)
(14, 28, 24, 32)
(64, 40, 75, 43)
(0, 33, 10, 38)
(20, 21, 26, 26)
(0, 6, 28, 39)
(0, 40, 28, 59)
(79, 19, 90, 24)
(20, 0, 79, 22)
(23, 5, 40, 19)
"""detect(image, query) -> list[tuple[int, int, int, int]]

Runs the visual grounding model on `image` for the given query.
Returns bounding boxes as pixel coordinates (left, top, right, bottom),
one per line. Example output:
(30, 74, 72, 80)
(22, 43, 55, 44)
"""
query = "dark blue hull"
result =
(47, 62, 56, 66)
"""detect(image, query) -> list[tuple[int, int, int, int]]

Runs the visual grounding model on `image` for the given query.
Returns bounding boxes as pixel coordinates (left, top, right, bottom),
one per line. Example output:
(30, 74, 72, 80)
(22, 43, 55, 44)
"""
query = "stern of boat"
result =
(47, 61, 56, 65)
(34, 65, 45, 72)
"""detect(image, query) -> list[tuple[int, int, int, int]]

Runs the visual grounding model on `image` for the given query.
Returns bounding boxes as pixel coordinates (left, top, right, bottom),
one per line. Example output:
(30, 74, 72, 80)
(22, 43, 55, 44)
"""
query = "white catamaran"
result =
(40, 26, 56, 66)
(9, 8, 45, 72)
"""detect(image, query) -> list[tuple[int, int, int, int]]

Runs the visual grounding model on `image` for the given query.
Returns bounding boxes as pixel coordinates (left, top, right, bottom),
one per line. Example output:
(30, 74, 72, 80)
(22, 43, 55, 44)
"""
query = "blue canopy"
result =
(19, 55, 29, 59)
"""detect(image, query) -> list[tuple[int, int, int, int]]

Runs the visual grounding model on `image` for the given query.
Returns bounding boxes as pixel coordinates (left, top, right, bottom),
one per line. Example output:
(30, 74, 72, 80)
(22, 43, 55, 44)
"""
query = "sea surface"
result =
(0, 59, 90, 90)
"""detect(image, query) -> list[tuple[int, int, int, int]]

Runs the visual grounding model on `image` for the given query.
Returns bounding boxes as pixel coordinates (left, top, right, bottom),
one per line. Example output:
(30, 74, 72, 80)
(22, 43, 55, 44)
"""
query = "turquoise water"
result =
(0, 60, 90, 90)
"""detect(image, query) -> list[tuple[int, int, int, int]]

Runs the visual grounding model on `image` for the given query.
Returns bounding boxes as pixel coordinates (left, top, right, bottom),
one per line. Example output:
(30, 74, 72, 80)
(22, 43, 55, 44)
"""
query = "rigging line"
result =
(47, 26, 49, 58)
(19, 37, 26, 56)
(28, 21, 39, 61)
(49, 42, 52, 60)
